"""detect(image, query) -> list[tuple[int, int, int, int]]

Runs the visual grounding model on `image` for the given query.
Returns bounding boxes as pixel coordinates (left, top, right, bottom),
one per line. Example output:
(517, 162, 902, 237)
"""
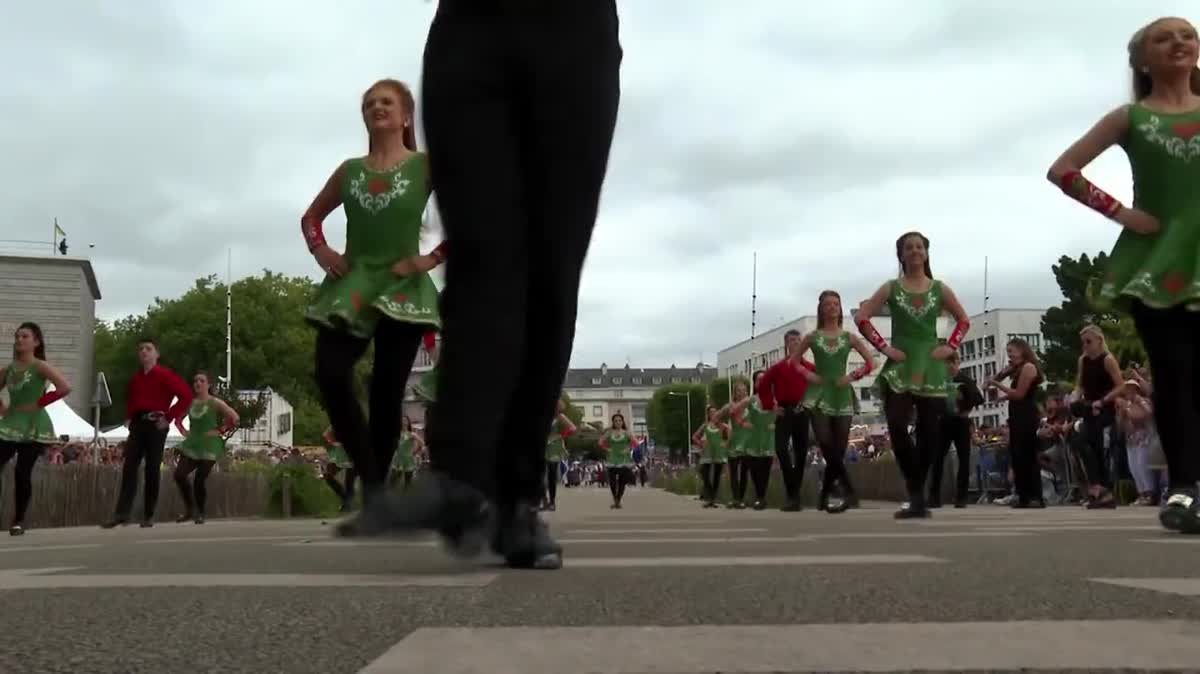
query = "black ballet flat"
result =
(9, 524, 25, 536)
(1160, 487, 1200, 534)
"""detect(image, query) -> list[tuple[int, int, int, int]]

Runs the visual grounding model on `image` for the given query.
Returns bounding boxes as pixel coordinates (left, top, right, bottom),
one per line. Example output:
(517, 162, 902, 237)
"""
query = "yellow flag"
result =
(54, 223, 65, 237)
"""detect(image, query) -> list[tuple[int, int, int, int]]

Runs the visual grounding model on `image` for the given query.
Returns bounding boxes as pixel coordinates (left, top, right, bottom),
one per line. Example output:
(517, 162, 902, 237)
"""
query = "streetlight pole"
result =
(668, 390, 692, 465)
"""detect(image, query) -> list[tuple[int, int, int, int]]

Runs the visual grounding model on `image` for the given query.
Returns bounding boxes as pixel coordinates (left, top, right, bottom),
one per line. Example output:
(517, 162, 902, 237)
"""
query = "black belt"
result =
(133, 411, 165, 422)
(778, 402, 803, 412)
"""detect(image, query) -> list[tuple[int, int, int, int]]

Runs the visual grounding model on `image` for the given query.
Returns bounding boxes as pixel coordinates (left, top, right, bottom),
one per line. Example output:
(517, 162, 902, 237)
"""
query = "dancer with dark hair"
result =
(302, 78, 446, 507)
(104, 337, 192, 528)
(173, 371, 238, 524)
(543, 399, 576, 512)
(717, 380, 753, 509)
(758, 330, 816, 511)
(988, 339, 1046, 508)
(390, 415, 423, 489)
(600, 412, 634, 509)
(0, 322, 71, 535)
(857, 232, 971, 519)
(929, 351, 983, 508)
(792, 291, 873, 513)
(1047, 15, 1200, 532)
(322, 427, 357, 512)
(693, 406, 729, 508)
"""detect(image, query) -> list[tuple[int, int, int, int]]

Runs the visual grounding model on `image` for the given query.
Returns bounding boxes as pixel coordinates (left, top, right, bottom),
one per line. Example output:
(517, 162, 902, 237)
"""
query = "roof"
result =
(0, 253, 101, 300)
(563, 363, 718, 389)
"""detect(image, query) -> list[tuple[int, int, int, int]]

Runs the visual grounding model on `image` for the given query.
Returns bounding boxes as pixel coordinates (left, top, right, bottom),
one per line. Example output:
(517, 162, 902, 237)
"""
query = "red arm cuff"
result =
(947, 319, 970, 351)
(850, 358, 874, 381)
(1059, 171, 1123, 218)
(430, 241, 447, 262)
(857, 319, 889, 352)
(422, 330, 437, 352)
(36, 390, 67, 408)
(559, 424, 575, 439)
(301, 216, 327, 252)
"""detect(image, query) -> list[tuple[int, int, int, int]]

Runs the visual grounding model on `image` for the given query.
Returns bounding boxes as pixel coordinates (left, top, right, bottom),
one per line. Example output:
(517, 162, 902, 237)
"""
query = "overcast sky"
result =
(3, 1, 1192, 369)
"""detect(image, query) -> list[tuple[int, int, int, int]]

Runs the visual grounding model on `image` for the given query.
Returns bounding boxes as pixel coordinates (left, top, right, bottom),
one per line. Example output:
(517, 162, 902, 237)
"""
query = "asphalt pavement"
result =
(0, 485, 1198, 673)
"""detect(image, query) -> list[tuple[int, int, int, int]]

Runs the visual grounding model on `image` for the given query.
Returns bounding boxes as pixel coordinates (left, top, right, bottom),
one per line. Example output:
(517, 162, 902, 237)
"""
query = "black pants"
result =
(114, 417, 169, 520)
(323, 465, 357, 504)
(883, 388, 943, 503)
(0, 442, 41, 525)
(930, 415, 971, 503)
(747, 456, 772, 501)
(388, 470, 414, 489)
(173, 457, 215, 516)
(422, 0, 622, 508)
(314, 320, 425, 494)
(811, 413, 854, 499)
(1009, 413, 1041, 503)
(1131, 302, 1200, 487)
(544, 461, 559, 504)
(608, 465, 631, 503)
(700, 462, 723, 502)
(1075, 405, 1115, 489)
(727, 456, 750, 501)
(773, 405, 811, 500)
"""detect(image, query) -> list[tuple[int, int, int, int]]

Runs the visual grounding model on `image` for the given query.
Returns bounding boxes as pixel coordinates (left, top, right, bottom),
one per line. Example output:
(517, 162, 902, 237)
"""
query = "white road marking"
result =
(569, 528, 768, 534)
(565, 554, 944, 568)
(0, 544, 104, 553)
(135, 535, 311, 545)
(1090, 578, 1200, 596)
(0, 566, 498, 590)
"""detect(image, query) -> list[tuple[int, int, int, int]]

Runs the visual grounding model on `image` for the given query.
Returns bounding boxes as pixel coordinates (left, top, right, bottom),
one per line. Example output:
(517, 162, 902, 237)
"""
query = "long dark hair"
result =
(816, 290, 844, 329)
(895, 231, 933, 279)
(14, 322, 46, 361)
(1128, 19, 1200, 100)
(1001, 338, 1044, 383)
(192, 370, 213, 395)
(364, 79, 418, 153)
(611, 412, 626, 430)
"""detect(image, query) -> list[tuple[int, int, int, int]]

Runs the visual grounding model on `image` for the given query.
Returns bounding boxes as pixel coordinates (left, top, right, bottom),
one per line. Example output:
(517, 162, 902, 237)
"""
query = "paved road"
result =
(1, 486, 1198, 673)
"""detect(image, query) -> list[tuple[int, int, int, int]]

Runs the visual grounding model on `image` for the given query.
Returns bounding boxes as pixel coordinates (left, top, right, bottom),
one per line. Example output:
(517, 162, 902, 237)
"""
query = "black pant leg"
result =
(114, 424, 149, 519)
(141, 425, 168, 520)
(789, 409, 811, 490)
(952, 418, 973, 502)
(1132, 302, 1200, 486)
(367, 320, 425, 492)
(314, 327, 372, 481)
(773, 411, 797, 498)
(193, 460, 215, 514)
(173, 457, 197, 514)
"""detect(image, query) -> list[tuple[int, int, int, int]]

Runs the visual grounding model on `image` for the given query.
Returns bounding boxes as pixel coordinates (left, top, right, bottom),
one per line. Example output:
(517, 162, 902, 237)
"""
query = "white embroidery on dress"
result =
(349, 170, 412, 214)
(1137, 115, 1200, 163)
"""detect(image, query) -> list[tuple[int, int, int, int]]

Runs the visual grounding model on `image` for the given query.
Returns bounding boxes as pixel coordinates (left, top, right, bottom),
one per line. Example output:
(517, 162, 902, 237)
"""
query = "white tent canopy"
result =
(45, 399, 97, 442)
(99, 414, 240, 448)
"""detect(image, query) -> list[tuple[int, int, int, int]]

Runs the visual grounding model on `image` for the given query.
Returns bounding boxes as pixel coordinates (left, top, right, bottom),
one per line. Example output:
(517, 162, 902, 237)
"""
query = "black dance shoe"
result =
(894, 500, 930, 520)
(335, 473, 492, 556)
(9, 524, 24, 536)
(490, 502, 562, 570)
(1160, 486, 1200, 534)
(175, 513, 193, 523)
(100, 517, 129, 529)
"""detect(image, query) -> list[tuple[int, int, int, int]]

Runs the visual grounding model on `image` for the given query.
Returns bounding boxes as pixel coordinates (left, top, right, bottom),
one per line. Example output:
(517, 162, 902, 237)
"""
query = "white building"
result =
(956, 308, 1047, 429)
(562, 363, 718, 435)
(235, 388, 294, 448)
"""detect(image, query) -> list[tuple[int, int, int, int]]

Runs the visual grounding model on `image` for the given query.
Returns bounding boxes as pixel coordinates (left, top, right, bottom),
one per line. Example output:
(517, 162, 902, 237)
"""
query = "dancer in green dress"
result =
(793, 291, 874, 513)
(857, 232, 971, 519)
(172, 371, 239, 524)
(302, 78, 447, 506)
(390, 415, 424, 489)
(715, 381, 754, 509)
(0, 322, 71, 536)
(692, 406, 730, 508)
(1047, 16, 1200, 533)
(543, 399, 576, 512)
(599, 413, 636, 509)
(724, 370, 778, 510)
(321, 427, 357, 512)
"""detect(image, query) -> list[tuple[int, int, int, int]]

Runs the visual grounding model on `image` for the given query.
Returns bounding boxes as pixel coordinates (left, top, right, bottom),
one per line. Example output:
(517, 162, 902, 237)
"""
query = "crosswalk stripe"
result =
(361, 620, 1200, 673)
(136, 536, 310, 545)
(564, 554, 944, 568)
(0, 566, 498, 590)
(569, 528, 767, 534)
(0, 544, 103, 553)
(1131, 538, 1200, 545)
(1089, 578, 1200, 596)
(977, 525, 1161, 533)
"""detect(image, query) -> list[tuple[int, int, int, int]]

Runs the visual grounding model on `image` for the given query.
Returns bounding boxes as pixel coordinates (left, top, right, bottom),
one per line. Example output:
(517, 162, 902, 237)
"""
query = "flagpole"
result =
(226, 248, 233, 390)
(52, 218, 58, 254)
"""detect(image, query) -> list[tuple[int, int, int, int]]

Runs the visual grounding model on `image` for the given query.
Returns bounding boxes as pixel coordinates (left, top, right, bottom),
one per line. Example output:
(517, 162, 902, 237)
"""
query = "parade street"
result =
(1, 487, 1199, 673)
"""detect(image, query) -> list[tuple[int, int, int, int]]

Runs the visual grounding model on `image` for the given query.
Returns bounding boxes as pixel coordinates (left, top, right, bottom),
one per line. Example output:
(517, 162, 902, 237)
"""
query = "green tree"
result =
(226, 390, 269, 430)
(1040, 252, 1116, 384)
(1097, 313, 1148, 370)
(707, 376, 750, 409)
(645, 383, 707, 462)
(558, 392, 584, 427)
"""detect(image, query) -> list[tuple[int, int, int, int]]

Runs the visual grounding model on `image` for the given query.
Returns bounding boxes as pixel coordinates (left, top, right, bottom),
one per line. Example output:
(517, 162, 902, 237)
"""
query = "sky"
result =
(3, 0, 1194, 370)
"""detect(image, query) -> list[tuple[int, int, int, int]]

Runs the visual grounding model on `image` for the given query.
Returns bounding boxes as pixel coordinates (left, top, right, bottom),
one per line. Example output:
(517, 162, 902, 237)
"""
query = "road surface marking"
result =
(0, 544, 103, 553)
(569, 528, 768, 534)
(564, 554, 944, 568)
(1132, 538, 1200, 545)
(0, 566, 498, 590)
(135, 535, 311, 545)
(1090, 578, 1200, 596)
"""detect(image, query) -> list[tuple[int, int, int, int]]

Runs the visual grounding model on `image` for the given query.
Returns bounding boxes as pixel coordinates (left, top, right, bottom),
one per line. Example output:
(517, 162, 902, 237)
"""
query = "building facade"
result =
(562, 363, 718, 435)
(954, 308, 1046, 429)
(0, 253, 101, 417)
(401, 338, 438, 429)
(235, 388, 294, 448)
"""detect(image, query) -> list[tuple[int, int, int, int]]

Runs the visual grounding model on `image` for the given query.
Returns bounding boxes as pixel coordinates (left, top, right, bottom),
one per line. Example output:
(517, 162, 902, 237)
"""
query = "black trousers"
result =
(173, 457, 216, 516)
(727, 456, 750, 501)
(1075, 405, 1116, 489)
(544, 461, 559, 503)
(422, 0, 622, 508)
(811, 413, 854, 499)
(0, 442, 41, 525)
(773, 406, 810, 500)
(930, 415, 972, 502)
(1131, 302, 1200, 487)
(113, 416, 169, 520)
(1009, 413, 1042, 503)
(314, 320, 425, 493)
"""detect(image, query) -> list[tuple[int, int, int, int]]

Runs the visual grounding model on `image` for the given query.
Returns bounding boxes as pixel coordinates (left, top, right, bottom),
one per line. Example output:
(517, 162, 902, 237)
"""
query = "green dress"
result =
(305, 154, 440, 338)
(604, 430, 634, 467)
(0, 363, 56, 444)
(325, 438, 352, 469)
(1096, 104, 1200, 311)
(744, 397, 776, 458)
(545, 417, 570, 462)
(699, 423, 727, 465)
(877, 280, 948, 398)
(727, 405, 752, 458)
(178, 399, 227, 462)
(803, 330, 856, 416)
(413, 367, 438, 403)
(392, 431, 417, 471)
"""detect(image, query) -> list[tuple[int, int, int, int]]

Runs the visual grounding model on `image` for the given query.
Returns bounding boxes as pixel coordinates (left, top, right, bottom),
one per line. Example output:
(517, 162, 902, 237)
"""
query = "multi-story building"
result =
(401, 337, 438, 429)
(0, 253, 101, 417)
(562, 363, 718, 435)
(955, 308, 1046, 429)
(235, 388, 294, 448)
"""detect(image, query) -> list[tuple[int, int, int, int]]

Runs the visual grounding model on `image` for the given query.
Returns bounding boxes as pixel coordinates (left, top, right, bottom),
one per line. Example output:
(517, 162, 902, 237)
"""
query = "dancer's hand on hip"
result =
(392, 254, 437, 277)
(883, 346, 907, 362)
(930, 345, 954, 361)
(1114, 207, 1161, 235)
(313, 245, 348, 278)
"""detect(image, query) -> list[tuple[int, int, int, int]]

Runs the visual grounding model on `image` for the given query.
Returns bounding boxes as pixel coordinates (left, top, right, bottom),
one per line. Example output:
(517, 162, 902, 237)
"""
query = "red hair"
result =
(363, 79, 417, 153)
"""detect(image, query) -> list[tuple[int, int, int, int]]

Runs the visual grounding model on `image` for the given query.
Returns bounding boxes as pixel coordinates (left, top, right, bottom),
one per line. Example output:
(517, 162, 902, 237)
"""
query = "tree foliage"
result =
(645, 383, 707, 462)
(558, 392, 584, 427)
(93, 271, 332, 444)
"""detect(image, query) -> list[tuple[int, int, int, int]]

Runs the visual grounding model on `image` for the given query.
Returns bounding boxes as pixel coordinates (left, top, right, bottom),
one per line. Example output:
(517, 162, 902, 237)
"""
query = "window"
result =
(652, 377, 662, 385)
(591, 405, 603, 417)
(590, 377, 602, 385)
(631, 403, 647, 419)
(632, 377, 642, 385)
(963, 341, 976, 359)
(744, 359, 751, 373)
(984, 362, 996, 378)
(277, 413, 292, 435)
(983, 335, 996, 356)
(859, 387, 872, 401)
(1009, 333, 1042, 351)
(612, 377, 623, 385)
(690, 376, 701, 383)
(671, 377, 681, 384)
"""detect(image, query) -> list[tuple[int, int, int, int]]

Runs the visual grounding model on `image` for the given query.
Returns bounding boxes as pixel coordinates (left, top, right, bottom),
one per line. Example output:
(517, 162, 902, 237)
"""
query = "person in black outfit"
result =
(757, 330, 817, 511)
(928, 350, 983, 508)
(988, 339, 1045, 508)
(1071, 325, 1125, 509)
(338, 0, 622, 570)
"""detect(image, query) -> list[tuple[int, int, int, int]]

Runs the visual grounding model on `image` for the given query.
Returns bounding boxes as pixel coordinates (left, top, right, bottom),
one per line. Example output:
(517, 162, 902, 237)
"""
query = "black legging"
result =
(1075, 403, 1116, 489)
(608, 465, 631, 503)
(930, 415, 972, 503)
(747, 456, 772, 501)
(173, 457, 216, 517)
(0, 442, 40, 526)
(314, 319, 424, 496)
(1009, 409, 1042, 504)
(323, 465, 357, 505)
(727, 456, 750, 502)
(883, 387, 943, 505)
(1131, 302, 1200, 488)
(811, 413, 854, 500)
(700, 462, 723, 503)
(544, 461, 559, 504)
(389, 470, 414, 489)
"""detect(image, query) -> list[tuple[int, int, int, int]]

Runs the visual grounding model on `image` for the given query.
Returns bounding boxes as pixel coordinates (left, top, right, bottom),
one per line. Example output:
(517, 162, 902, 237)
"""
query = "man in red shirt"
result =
(103, 337, 192, 528)
(757, 329, 816, 511)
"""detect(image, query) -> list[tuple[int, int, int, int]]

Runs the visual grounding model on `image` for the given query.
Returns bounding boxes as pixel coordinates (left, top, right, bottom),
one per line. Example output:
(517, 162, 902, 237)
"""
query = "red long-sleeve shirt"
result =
(127, 364, 193, 423)
(757, 358, 815, 411)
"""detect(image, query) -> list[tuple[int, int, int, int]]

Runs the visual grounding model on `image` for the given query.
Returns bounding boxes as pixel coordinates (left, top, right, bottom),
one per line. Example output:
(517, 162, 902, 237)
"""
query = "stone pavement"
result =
(1, 485, 1198, 673)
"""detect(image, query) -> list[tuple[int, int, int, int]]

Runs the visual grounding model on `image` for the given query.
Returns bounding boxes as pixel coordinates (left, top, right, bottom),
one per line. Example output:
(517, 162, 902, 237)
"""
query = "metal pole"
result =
(226, 248, 233, 389)
(92, 404, 100, 463)
(685, 390, 692, 466)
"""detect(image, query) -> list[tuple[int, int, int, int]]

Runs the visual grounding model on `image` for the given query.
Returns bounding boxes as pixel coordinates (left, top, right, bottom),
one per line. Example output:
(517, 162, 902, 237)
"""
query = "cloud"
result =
(1, 0, 1193, 373)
